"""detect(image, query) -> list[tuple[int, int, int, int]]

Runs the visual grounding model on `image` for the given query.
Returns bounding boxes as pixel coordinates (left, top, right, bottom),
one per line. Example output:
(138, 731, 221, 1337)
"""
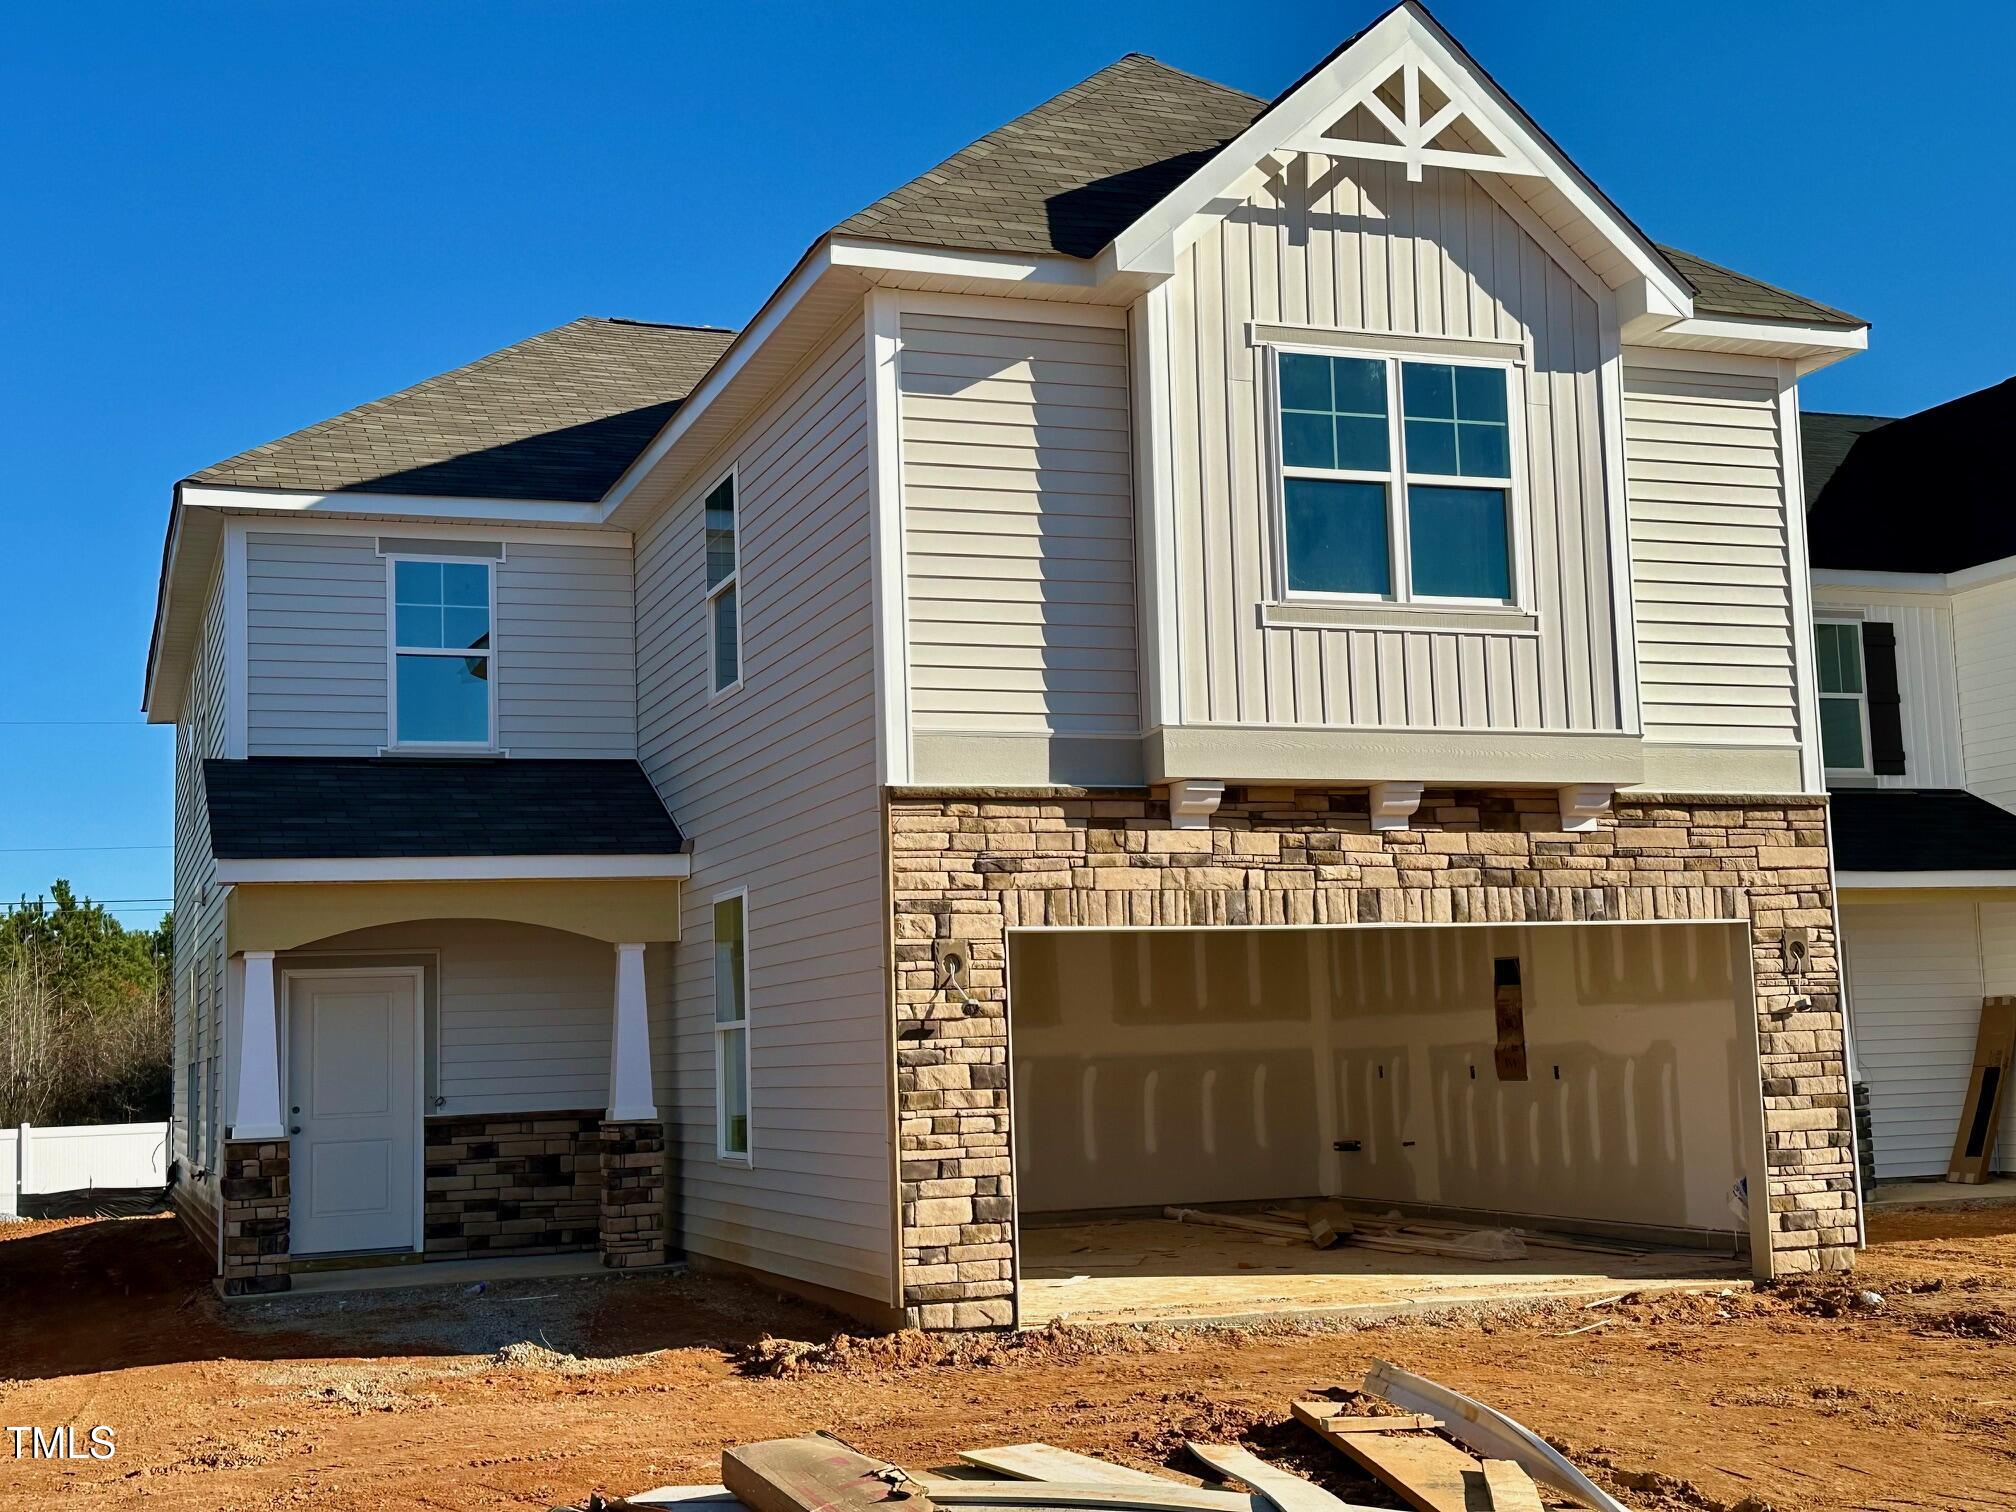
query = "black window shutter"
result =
(1861, 620, 1907, 776)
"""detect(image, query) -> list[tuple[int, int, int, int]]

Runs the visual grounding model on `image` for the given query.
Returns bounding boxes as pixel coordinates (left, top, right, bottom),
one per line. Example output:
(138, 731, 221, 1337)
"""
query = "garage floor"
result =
(1019, 1214, 1748, 1325)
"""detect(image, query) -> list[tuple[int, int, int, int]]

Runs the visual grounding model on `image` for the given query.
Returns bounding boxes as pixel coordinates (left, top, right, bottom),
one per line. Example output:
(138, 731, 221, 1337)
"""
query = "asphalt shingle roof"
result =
(1807, 378, 2016, 572)
(190, 318, 735, 502)
(203, 758, 684, 860)
(1801, 409, 1894, 509)
(1831, 788, 2016, 874)
(841, 54, 1861, 327)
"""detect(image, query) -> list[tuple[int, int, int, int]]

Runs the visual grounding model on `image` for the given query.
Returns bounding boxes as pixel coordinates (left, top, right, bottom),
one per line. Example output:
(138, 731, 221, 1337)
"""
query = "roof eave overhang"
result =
(1624, 313, 1869, 376)
(1102, 3, 1695, 323)
(1836, 869, 2016, 891)
(1813, 552, 2016, 596)
(214, 853, 692, 885)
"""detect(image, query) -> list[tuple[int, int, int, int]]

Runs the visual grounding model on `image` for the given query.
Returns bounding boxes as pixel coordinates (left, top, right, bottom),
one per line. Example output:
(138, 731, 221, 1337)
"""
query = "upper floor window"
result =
(705, 472, 741, 696)
(390, 558, 493, 747)
(1275, 349, 1517, 605)
(1815, 619, 1870, 774)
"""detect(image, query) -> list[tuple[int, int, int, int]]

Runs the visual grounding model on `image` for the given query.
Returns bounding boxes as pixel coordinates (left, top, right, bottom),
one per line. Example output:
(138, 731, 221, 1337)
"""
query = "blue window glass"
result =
(1284, 479, 1390, 595)
(1408, 486, 1510, 599)
(1402, 361, 1510, 480)
(395, 654, 490, 744)
(393, 558, 493, 742)
(1279, 353, 1388, 472)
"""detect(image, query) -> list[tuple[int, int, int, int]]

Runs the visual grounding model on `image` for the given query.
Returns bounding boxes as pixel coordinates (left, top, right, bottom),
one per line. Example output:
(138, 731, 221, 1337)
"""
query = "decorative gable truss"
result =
(1104, 3, 1695, 331)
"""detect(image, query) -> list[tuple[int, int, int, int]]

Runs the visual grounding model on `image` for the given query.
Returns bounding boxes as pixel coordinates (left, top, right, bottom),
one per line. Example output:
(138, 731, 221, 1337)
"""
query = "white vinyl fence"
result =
(0, 1121, 169, 1218)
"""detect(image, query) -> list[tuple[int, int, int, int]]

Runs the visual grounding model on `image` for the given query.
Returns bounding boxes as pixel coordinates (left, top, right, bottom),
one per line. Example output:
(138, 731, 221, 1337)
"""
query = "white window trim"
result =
(704, 466, 744, 703)
(381, 552, 500, 753)
(712, 886, 752, 1165)
(1265, 341, 1531, 612)
(1815, 617, 1874, 778)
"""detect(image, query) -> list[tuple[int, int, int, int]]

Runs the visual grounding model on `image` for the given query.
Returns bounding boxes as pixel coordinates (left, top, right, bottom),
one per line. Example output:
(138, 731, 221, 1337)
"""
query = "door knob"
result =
(289, 1125, 301, 1135)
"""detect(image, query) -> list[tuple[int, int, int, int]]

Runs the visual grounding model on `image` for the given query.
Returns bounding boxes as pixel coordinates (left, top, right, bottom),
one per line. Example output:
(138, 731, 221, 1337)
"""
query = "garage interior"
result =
(1009, 920, 1769, 1325)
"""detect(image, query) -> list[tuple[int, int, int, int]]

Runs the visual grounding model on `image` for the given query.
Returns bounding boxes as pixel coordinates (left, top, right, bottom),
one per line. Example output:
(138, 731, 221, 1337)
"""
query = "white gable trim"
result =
(1103, 3, 1693, 323)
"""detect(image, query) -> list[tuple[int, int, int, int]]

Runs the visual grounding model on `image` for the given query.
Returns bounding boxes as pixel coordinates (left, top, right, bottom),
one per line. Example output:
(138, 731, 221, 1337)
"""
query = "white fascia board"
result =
(176, 484, 605, 524)
(829, 237, 1105, 290)
(141, 491, 197, 721)
(1812, 554, 2016, 596)
(1637, 315, 1869, 370)
(214, 854, 692, 884)
(1107, 4, 1694, 319)
(1836, 870, 2016, 891)
(596, 241, 837, 520)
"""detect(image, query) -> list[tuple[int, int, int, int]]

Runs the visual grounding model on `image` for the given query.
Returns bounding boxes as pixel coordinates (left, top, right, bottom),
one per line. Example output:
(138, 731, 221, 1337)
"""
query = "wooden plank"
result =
(1164, 1206, 1315, 1243)
(919, 1481, 1261, 1512)
(1479, 1463, 1544, 1512)
(1290, 1404, 1482, 1512)
(1361, 1361, 1628, 1512)
(630, 1490, 742, 1508)
(1184, 1443, 1378, 1512)
(959, 1447, 1172, 1487)
(724, 1438, 930, 1512)
(1948, 997, 2016, 1184)
(1291, 1404, 1442, 1432)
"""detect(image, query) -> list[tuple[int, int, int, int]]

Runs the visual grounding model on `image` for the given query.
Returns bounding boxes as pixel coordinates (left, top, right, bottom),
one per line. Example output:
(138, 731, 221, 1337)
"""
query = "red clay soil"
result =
(0, 1204, 2012, 1512)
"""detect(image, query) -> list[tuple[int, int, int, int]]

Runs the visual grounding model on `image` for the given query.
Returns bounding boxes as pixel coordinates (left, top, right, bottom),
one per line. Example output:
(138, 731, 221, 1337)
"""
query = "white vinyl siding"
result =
(1624, 362, 1800, 748)
(900, 312, 1138, 737)
(635, 318, 892, 1307)
(282, 919, 618, 1114)
(1810, 593, 1966, 791)
(245, 529, 634, 757)
(1166, 156, 1619, 731)
(172, 564, 229, 1197)
(1844, 897, 2016, 1179)
(1953, 575, 2016, 813)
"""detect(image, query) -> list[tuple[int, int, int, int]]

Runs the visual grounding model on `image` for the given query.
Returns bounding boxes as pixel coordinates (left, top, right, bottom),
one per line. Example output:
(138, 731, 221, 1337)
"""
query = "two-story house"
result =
(146, 2, 1870, 1324)
(1805, 378, 2016, 1184)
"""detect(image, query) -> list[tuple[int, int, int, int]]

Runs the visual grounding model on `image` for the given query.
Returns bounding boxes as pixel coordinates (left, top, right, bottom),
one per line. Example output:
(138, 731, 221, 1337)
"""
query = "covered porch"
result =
(203, 757, 686, 1295)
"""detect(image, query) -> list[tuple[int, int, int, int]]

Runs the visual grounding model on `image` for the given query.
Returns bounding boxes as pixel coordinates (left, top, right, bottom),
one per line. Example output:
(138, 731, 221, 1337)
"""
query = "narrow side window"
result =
(713, 892, 750, 1160)
(704, 473, 741, 695)
(1814, 619, 1870, 775)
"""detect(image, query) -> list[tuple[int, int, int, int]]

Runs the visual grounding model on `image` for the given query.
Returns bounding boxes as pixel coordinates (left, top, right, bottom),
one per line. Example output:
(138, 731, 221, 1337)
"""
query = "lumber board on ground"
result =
(630, 1489, 741, 1507)
(725, 1438, 929, 1512)
(959, 1447, 1172, 1487)
(1184, 1444, 1377, 1512)
(1361, 1361, 1627, 1512)
(1479, 1463, 1544, 1512)
(1291, 1404, 1442, 1433)
(1164, 1207, 1313, 1243)
(919, 1480, 1261, 1512)
(1291, 1405, 1482, 1512)
(1948, 997, 2016, 1184)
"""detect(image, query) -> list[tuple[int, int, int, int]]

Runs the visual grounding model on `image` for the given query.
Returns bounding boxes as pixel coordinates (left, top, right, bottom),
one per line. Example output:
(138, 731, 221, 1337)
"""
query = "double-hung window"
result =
(1276, 348, 1518, 604)
(704, 472, 741, 696)
(713, 891, 750, 1161)
(390, 558, 494, 747)
(1815, 620, 1871, 775)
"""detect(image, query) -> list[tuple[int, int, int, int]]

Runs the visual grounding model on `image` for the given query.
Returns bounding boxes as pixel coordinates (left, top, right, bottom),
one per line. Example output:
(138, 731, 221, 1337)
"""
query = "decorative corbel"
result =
(1367, 781, 1425, 833)
(1558, 783, 1616, 833)
(1167, 778, 1226, 831)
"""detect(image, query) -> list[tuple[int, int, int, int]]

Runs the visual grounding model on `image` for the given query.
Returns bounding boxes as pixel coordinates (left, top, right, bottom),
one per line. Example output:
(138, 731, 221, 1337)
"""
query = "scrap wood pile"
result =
(1163, 1204, 1652, 1262)
(561, 1360, 1634, 1512)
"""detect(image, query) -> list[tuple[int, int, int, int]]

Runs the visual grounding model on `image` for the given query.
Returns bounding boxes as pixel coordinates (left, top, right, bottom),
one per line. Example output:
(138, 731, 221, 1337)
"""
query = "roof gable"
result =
(191, 317, 735, 503)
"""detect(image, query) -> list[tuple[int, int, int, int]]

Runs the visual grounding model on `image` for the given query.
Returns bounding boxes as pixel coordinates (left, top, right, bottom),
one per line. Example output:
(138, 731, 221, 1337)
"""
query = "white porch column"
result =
(608, 942, 657, 1121)
(231, 950, 286, 1139)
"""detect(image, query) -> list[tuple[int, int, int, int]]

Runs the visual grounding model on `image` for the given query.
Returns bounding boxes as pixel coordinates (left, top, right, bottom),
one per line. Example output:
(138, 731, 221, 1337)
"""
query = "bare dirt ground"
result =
(0, 1205, 2011, 1512)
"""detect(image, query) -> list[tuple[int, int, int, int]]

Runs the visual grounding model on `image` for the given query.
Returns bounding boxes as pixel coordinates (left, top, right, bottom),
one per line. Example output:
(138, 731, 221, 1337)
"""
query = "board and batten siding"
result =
(1810, 592, 1966, 789)
(899, 311, 1139, 739)
(1624, 362, 1801, 749)
(1843, 896, 2016, 1178)
(244, 528, 634, 757)
(634, 317, 893, 1309)
(1166, 155, 1621, 732)
(1953, 575, 2016, 813)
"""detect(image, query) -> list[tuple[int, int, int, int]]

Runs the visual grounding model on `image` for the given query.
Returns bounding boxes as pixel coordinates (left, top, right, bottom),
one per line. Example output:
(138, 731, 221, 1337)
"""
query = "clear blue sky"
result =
(3, 1, 2006, 929)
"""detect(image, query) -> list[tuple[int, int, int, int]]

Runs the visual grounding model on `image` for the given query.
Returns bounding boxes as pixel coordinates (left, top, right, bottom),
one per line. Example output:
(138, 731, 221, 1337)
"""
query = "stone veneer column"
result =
(597, 1120, 667, 1267)
(888, 787, 1856, 1328)
(218, 1137, 290, 1295)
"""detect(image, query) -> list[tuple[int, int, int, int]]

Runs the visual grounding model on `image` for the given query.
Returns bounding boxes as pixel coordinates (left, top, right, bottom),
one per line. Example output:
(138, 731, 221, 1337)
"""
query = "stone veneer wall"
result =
(890, 786, 1855, 1329)
(424, 1111, 605, 1259)
(219, 1137, 290, 1295)
(598, 1120, 668, 1267)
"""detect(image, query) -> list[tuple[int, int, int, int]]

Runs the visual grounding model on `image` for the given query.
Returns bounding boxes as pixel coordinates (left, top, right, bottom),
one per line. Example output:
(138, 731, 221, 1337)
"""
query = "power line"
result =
(0, 720, 157, 728)
(0, 843, 170, 854)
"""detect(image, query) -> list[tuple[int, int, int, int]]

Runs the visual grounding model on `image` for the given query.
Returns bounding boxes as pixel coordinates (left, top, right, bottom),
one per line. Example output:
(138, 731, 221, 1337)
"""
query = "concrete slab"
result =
(1019, 1215, 1746, 1327)
(1867, 1174, 2016, 1209)
(268, 1251, 675, 1298)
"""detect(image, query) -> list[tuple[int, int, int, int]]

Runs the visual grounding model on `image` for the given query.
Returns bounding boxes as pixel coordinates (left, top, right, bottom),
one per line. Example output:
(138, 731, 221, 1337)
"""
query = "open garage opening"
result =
(1008, 920, 1771, 1326)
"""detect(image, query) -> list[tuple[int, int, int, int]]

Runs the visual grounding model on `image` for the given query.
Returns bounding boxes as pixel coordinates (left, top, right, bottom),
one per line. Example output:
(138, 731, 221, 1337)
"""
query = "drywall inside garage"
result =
(1010, 921, 1758, 1233)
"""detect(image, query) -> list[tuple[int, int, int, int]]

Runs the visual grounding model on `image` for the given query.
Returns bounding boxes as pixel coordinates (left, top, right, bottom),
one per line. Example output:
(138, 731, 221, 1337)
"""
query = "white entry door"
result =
(286, 971, 421, 1255)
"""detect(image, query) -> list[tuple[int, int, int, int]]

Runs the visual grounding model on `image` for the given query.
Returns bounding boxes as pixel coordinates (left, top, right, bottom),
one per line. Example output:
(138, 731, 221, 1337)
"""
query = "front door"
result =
(286, 971, 420, 1255)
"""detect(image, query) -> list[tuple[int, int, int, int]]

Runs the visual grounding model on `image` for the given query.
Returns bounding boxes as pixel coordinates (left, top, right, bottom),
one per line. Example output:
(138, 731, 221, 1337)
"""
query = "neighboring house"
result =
(1806, 378, 2016, 1181)
(146, 2, 1871, 1321)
